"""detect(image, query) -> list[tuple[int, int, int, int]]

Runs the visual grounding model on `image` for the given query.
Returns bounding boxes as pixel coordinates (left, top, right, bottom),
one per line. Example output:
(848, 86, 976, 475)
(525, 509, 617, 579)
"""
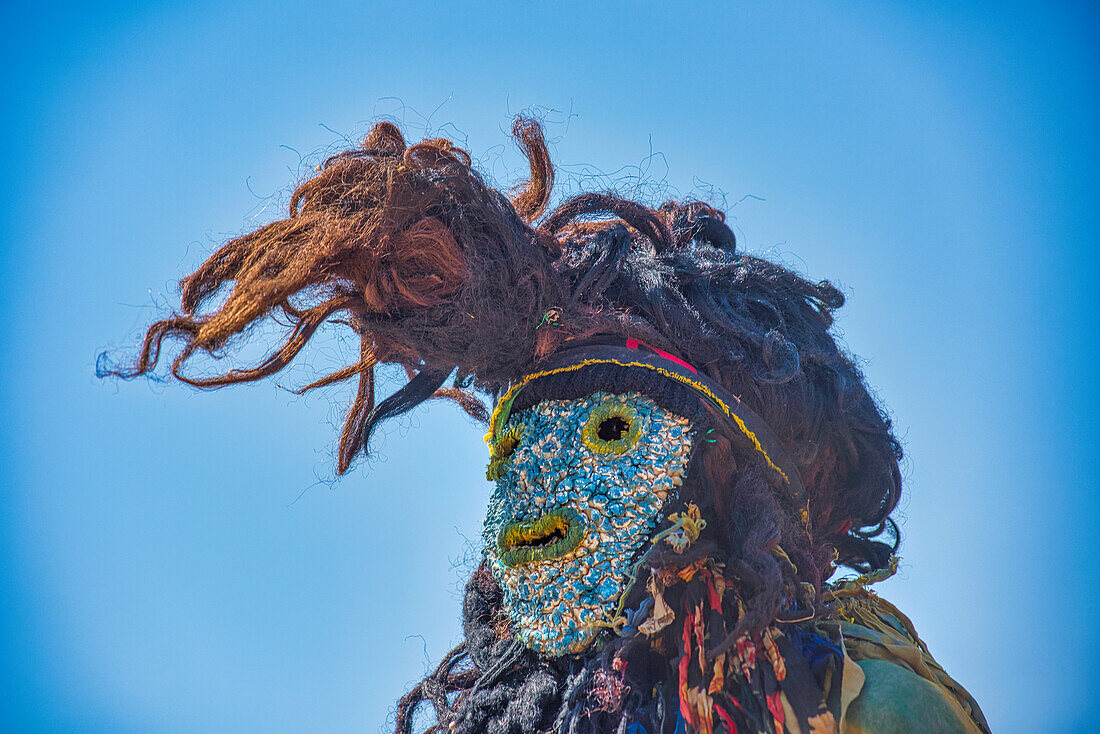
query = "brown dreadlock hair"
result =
(102, 117, 903, 733)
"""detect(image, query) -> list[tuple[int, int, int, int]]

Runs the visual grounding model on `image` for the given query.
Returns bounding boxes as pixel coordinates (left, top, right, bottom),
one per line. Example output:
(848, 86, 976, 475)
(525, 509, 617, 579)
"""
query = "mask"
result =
(483, 391, 695, 655)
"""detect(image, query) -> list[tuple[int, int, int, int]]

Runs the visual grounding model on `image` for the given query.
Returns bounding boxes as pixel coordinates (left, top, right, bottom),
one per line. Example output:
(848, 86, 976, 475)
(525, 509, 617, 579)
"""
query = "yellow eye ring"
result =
(581, 399, 643, 456)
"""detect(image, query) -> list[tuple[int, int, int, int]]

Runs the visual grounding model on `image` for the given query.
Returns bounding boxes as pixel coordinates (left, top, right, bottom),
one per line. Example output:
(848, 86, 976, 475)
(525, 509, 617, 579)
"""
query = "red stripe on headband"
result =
(624, 338, 698, 373)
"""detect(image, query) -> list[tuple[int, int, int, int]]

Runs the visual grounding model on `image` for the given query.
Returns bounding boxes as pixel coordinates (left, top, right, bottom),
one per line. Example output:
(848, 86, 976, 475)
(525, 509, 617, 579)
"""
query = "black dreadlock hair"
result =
(104, 118, 903, 734)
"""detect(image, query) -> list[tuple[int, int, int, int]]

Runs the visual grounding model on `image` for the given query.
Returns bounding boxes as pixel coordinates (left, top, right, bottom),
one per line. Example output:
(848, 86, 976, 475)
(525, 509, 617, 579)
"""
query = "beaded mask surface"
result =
(483, 391, 694, 655)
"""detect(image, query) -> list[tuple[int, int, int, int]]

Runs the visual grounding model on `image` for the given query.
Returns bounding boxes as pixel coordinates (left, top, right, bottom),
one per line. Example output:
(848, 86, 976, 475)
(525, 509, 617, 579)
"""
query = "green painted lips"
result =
(497, 507, 586, 568)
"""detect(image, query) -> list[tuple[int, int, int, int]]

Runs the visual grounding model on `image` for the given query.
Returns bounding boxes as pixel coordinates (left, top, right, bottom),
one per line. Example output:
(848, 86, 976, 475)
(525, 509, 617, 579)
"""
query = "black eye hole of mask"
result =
(581, 398, 645, 457)
(597, 416, 630, 441)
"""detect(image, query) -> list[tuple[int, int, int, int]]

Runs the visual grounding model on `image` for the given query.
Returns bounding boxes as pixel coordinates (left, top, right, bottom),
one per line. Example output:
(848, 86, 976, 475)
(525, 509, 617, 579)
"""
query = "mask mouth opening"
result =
(497, 507, 586, 567)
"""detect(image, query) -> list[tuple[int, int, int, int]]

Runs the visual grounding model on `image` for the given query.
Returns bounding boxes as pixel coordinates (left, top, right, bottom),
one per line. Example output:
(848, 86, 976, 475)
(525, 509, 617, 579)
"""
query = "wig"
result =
(104, 118, 987, 734)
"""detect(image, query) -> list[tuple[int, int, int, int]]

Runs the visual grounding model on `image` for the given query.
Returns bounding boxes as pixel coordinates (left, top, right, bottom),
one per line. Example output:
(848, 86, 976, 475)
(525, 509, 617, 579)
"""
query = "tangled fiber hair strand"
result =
(104, 117, 905, 732)
(104, 113, 900, 573)
(102, 117, 575, 472)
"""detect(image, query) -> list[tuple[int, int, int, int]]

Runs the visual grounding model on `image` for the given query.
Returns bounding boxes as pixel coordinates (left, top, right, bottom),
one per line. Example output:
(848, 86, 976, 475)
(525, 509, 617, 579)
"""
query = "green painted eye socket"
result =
(581, 399, 643, 456)
(486, 423, 524, 481)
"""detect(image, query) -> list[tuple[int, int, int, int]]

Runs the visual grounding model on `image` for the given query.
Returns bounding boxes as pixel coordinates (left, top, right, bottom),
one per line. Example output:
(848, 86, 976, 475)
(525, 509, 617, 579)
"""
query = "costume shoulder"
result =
(824, 587, 990, 734)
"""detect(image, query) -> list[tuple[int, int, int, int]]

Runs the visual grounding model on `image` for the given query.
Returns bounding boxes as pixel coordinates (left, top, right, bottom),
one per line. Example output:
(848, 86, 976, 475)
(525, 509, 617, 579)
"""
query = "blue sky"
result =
(2, 1, 1097, 732)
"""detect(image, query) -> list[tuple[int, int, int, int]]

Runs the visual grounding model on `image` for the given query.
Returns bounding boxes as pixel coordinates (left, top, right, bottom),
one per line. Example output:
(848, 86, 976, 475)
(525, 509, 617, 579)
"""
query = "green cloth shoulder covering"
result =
(824, 589, 990, 734)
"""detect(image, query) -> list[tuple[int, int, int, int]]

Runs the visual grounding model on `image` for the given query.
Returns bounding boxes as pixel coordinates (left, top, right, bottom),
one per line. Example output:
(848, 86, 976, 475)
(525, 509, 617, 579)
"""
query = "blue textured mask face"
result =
(483, 391, 694, 656)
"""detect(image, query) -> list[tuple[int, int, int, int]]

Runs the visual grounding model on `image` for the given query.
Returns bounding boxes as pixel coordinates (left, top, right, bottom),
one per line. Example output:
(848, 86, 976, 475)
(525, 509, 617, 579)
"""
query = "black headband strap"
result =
(488, 341, 808, 524)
